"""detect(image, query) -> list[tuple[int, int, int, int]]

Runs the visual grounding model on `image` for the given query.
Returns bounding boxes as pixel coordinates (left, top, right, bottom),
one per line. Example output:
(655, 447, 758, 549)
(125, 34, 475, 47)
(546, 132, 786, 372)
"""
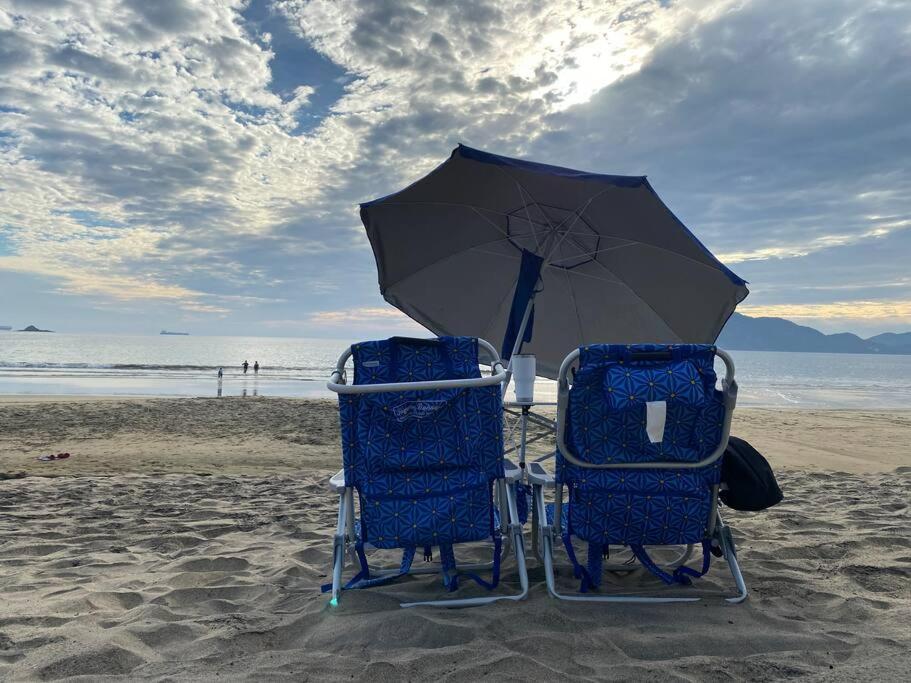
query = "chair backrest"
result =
(338, 337, 504, 549)
(557, 344, 729, 546)
(562, 344, 725, 470)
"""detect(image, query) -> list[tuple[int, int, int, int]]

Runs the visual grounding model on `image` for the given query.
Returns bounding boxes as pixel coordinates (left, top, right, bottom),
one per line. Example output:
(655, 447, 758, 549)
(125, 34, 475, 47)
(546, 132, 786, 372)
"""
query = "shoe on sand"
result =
(36, 453, 70, 462)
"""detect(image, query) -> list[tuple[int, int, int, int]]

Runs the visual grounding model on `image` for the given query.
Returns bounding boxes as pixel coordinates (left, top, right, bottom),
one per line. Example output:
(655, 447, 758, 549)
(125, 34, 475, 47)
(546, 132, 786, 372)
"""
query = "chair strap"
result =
(321, 544, 416, 593)
(439, 535, 503, 593)
(515, 484, 531, 525)
(586, 542, 604, 589)
(561, 532, 596, 593)
(321, 533, 503, 595)
(630, 540, 712, 586)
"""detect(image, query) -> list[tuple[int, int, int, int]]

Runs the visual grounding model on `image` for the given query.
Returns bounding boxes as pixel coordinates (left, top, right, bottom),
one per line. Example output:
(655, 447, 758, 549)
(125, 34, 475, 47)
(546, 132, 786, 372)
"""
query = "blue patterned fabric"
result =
(338, 337, 505, 551)
(558, 344, 725, 548)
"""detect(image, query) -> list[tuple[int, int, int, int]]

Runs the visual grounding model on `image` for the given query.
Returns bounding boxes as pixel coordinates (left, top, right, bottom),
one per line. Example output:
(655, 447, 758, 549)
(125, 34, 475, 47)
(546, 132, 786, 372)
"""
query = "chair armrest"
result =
(527, 462, 555, 488)
(503, 458, 522, 482)
(328, 469, 347, 492)
(328, 369, 507, 394)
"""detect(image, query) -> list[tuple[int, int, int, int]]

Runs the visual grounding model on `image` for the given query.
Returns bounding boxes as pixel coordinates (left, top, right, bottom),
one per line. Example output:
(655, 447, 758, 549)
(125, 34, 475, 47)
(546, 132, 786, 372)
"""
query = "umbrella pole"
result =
(504, 296, 536, 483)
(503, 296, 535, 397)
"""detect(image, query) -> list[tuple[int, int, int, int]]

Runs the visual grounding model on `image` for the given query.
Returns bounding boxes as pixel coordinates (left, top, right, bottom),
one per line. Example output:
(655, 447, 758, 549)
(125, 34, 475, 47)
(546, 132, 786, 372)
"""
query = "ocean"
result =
(1, 332, 910, 408)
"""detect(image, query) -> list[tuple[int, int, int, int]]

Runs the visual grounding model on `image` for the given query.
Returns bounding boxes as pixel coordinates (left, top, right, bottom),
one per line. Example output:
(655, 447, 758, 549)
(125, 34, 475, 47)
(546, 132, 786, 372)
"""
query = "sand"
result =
(1, 397, 909, 680)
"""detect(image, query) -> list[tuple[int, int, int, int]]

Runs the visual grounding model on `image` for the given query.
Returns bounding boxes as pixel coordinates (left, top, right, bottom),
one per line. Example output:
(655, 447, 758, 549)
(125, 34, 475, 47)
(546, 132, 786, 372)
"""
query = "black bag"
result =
(719, 436, 783, 511)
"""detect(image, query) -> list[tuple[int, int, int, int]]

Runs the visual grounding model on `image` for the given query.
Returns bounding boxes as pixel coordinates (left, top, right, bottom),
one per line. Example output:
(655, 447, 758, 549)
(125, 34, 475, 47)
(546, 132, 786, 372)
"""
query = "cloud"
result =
(0, 0, 909, 336)
(308, 306, 423, 328)
(739, 300, 911, 322)
(534, 2, 911, 255)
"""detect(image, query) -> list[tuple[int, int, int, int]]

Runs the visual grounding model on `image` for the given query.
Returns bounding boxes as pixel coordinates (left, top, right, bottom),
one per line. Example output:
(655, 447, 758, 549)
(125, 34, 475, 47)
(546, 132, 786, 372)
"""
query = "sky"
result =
(0, 0, 909, 339)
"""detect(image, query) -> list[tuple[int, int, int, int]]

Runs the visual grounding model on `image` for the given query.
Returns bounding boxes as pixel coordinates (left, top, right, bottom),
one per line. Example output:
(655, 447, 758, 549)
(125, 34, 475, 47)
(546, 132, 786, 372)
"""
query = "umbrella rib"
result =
(375, 201, 737, 280)
(514, 182, 543, 250)
(540, 183, 622, 260)
(493, 166, 555, 232)
(545, 263, 622, 284)
(470, 207, 511, 238)
(560, 263, 586, 344)
(583, 254, 684, 342)
(378, 201, 534, 229)
(480, 278, 521, 341)
(382, 235, 517, 291)
(379, 200, 510, 219)
(471, 248, 521, 260)
(548, 241, 636, 265)
(551, 223, 736, 281)
(487, 164, 560, 251)
(597, 236, 737, 278)
(543, 198, 596, 264)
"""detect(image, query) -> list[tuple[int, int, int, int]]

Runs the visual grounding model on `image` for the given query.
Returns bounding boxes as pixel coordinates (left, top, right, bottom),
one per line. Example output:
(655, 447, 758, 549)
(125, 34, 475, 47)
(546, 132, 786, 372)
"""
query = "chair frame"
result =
(325, 338, 529, 608)
(528, 346, 748, 604)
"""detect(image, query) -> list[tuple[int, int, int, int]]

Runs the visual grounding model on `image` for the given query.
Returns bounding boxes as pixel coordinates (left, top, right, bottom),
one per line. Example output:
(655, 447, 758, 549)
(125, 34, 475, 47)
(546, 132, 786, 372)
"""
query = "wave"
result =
(0, 362, 330, 372)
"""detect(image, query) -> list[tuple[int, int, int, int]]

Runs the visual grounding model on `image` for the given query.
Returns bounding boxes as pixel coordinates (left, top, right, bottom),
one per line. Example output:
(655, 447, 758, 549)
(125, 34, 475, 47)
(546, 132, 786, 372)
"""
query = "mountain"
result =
(866, 332, 911, 353)
(18, 324, 54, 332)
(717, 314, 911, 354)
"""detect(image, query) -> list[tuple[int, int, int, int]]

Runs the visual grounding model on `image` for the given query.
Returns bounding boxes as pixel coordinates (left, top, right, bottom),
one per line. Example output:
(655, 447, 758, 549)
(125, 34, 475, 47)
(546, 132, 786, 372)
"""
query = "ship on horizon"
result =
(160, 330, 190, 336)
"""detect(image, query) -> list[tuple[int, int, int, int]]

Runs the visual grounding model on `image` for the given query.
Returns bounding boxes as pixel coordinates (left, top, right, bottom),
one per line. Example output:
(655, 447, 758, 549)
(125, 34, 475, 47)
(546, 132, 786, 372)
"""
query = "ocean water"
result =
(0, 333, 344, 399)
(1, 332, 910, 408)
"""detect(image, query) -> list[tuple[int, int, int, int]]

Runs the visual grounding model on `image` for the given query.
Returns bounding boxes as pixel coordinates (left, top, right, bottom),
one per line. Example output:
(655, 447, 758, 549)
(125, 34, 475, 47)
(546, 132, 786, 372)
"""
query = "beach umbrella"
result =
(360, 145, 748, 379)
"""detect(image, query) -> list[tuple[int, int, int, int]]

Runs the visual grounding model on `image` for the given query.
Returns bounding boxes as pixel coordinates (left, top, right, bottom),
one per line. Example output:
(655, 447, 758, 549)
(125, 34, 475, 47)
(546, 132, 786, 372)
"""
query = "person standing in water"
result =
(242, 360, 249, 374)
(253, 361, 259, 374)
(217, 367, 223, 379)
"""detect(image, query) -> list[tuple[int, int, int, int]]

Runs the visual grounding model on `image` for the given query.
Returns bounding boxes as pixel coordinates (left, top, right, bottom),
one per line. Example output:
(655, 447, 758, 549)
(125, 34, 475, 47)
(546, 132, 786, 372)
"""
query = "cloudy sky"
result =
(1, 0, 909, 338)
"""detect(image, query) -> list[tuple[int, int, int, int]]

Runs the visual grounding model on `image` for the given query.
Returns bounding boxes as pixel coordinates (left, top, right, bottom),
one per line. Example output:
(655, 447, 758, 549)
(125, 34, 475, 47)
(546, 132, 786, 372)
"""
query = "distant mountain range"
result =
(718, 313, 911, 355)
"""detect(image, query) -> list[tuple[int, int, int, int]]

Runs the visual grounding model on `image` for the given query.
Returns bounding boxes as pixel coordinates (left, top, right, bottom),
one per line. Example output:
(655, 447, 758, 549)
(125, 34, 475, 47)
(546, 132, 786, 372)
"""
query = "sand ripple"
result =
(0, 469, 908, 680)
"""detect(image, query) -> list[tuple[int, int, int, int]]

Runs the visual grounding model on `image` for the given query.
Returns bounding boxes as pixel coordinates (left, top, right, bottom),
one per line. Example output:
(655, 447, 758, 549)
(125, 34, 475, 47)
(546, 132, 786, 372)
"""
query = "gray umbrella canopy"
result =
(360, 144, 748, 379)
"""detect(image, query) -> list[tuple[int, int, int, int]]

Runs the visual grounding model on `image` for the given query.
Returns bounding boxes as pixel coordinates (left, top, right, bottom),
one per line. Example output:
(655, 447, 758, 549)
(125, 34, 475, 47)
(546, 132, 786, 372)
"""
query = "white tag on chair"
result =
(645, 401, 667, 443)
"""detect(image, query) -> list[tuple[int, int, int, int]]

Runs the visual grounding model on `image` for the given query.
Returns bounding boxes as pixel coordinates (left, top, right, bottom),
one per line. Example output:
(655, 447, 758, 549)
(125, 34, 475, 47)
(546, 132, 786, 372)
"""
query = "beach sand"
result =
(1, 397, 909, 680)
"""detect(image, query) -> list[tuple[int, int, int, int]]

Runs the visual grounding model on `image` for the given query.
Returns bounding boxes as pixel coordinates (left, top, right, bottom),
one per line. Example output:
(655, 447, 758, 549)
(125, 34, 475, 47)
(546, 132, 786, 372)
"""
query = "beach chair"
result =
(324, 336, 529, 608)
(528, 344, 748, 603)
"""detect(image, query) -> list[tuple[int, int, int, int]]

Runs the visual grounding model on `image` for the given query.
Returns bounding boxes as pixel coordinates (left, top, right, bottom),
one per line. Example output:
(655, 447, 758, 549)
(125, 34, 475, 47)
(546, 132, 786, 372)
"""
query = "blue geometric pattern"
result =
(338, 337, 504, 550)
(558, 344, 725, 547)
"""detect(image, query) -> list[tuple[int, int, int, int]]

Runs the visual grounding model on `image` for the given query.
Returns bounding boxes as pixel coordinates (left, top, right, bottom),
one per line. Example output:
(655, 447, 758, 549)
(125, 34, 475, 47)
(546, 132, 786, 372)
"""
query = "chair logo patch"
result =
(393, 400, 446, 421)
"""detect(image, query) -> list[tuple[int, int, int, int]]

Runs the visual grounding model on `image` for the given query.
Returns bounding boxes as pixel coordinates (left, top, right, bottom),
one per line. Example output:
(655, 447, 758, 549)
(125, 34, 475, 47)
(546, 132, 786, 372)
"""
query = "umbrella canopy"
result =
(360, 144, 748, 379)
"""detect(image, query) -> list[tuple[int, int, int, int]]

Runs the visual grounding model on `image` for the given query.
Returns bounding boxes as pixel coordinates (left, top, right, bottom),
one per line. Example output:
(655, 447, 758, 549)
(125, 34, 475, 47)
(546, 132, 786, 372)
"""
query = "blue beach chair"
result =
(529, 344, 748, 603)
(325, 336, 529, 608)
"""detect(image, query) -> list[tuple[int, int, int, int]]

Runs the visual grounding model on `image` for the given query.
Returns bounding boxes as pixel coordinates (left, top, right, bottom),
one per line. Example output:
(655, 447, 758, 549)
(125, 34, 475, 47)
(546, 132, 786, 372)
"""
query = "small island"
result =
(18, 324, 54, 332)
(160, 330, 190, 336)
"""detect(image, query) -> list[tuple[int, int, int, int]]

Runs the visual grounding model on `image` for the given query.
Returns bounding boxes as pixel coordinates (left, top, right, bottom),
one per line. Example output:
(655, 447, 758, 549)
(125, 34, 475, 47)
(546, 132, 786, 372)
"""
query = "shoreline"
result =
(6, 392, 911, 408)
(1, 396, 908, 477)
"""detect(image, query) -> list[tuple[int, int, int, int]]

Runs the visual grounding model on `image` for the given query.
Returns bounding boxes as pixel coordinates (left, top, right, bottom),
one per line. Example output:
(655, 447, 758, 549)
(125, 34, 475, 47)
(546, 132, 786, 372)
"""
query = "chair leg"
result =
(399, 523, 530, 608)
(400, 482, 530, 609)
(329, 534, 345, 605)
(717, 521, 748, 603)
(329, 489, 350, 606)
(539, 526, 700, 603)
(534, 486, 700, 603)
(602, 543, 693, 571)
(532, 481, 748, 604)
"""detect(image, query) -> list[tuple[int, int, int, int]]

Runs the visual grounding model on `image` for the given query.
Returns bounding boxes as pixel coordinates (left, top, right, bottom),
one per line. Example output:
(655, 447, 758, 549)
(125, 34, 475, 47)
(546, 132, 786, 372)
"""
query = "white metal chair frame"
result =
(527, 346, 748, 603)
(325, 338, 530, 608)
